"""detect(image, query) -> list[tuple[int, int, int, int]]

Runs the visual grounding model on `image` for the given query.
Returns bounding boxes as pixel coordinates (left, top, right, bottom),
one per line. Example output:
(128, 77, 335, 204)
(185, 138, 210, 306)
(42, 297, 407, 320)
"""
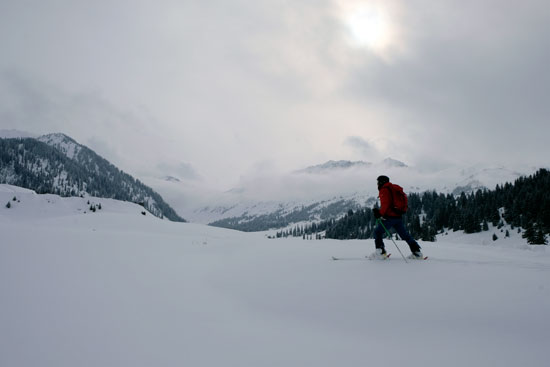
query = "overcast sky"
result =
(1, 0, 549, 190)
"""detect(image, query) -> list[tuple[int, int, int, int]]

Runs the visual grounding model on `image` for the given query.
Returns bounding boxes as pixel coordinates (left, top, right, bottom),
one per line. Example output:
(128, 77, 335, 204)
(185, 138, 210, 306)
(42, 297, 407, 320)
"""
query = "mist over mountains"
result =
(147, 155, 534, 231)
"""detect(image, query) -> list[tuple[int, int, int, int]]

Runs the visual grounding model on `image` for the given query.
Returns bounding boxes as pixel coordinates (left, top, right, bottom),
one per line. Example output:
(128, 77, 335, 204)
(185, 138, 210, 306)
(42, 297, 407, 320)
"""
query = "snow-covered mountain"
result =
(294, 158, 407, 174)
(37, 133, 83, 159)
(295, 160, 373, 174)
(0, 133, 184, 221)
(147, 158, 533, 231)
(2, 184, 549, 367)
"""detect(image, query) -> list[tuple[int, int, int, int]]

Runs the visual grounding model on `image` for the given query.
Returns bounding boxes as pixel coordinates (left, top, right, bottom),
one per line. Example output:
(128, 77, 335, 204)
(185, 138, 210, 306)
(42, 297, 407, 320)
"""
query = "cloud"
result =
(341, 0, 550, 167)
(344, 136, 379, 159)
(1, 0, 549, 190)
(0, 70, 181, 177)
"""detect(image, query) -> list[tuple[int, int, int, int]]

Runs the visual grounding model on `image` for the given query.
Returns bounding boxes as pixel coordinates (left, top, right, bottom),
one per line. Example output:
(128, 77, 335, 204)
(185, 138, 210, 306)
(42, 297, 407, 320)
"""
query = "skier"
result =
(371, 175, 424, 260)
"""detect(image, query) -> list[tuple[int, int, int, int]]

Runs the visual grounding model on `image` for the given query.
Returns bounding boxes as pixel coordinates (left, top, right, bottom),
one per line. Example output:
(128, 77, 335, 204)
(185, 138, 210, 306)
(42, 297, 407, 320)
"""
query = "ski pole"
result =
(377, 218, 408, 263)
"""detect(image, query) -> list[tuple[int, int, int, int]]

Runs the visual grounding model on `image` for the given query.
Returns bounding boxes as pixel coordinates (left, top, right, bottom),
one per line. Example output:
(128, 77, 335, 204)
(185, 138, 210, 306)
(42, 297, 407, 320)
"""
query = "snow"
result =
(37, 133, 82, 160)
(1, 185, 549, 367)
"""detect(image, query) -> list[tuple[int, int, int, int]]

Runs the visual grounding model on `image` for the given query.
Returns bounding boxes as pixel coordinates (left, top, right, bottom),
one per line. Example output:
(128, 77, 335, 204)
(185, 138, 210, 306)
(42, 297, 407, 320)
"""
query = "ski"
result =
(331, 254, 428, 261)
(367, 253, 391, 261)
(331, 256, 365, 261)
(408, 256, 429, 260)
(331, 253, 391, 261)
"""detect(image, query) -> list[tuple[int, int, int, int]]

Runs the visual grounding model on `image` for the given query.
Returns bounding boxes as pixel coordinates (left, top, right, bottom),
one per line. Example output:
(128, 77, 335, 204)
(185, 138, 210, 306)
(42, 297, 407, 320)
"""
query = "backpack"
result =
(387, 183, 408, 214)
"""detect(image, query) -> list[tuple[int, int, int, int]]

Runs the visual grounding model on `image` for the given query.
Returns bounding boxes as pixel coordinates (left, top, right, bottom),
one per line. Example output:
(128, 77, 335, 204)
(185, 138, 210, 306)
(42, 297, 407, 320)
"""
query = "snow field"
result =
(1, 187, 549, 367)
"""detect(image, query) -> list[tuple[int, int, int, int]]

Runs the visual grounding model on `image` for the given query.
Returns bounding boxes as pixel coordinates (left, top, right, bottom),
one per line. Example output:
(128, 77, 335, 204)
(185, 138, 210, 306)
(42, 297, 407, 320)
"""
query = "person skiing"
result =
(371, 175, 424, 260)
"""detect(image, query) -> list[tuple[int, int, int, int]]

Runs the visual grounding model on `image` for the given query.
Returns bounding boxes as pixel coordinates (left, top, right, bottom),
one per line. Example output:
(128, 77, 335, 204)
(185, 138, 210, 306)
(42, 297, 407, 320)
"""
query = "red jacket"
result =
(378, 182, 402, 218)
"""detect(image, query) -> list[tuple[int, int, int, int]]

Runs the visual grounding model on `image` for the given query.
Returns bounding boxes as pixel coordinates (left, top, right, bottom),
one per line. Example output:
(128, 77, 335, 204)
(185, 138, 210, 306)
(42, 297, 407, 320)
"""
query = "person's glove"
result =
(372, 208, 381, 219)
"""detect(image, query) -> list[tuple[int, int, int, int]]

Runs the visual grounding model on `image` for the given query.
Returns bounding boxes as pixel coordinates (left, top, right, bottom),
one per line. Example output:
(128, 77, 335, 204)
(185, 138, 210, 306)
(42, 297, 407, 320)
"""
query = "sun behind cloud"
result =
(339, 1, 397, 58)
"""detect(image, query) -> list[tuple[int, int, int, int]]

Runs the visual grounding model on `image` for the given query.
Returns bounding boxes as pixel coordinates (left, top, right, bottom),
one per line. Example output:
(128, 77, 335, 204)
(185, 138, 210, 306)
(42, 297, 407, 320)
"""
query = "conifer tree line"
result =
(278, 169, 549, 245)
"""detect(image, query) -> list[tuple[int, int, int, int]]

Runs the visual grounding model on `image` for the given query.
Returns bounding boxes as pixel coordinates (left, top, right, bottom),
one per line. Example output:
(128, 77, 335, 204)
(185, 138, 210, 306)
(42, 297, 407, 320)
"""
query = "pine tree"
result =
(463, 213, 481, 234)
(530, 224, 547, 245)
(522, 223, 537, 245)
(6, 201, 11, 209)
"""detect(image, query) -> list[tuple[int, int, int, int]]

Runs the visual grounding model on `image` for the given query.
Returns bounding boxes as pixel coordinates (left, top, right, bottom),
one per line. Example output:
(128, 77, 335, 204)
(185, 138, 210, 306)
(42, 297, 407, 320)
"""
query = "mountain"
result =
(37, 133, 84, 159)
(293, 158, 408, 175)
(149, 158, 532, 231)
(295, 160, 373, 174)
(208, 195, 379, 232)
(164, 176, 181, 183)
(0, 134, 184, 222)
(381, 157, 408, 168)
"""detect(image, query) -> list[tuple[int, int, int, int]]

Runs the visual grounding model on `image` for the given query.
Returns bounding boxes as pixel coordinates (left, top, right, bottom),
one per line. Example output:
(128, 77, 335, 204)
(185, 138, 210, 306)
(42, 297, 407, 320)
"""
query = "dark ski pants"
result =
(374, 218, 421, 253)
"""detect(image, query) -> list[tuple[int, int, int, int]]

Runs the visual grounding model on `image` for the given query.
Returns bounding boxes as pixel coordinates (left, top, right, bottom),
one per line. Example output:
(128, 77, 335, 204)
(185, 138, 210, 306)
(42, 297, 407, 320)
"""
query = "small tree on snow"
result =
(531, 226, 547, 245)
(492, 233, 498, 241)
(6, 201, 11, 209)
(523, 223, 547, 245)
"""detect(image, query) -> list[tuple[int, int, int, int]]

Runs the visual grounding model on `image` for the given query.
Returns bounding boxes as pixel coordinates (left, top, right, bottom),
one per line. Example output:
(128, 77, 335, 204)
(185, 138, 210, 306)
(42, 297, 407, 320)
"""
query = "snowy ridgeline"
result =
(1, 185, 550, 367)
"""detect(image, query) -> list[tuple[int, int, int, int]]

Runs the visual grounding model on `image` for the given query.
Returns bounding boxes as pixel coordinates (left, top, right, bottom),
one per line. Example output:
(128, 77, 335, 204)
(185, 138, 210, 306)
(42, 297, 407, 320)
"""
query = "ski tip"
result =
(331, 256, 339, 261)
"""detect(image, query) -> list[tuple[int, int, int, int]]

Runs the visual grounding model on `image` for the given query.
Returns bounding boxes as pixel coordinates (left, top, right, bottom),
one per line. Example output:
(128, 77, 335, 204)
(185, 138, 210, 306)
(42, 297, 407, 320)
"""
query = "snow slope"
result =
(1, 186, 549, 367)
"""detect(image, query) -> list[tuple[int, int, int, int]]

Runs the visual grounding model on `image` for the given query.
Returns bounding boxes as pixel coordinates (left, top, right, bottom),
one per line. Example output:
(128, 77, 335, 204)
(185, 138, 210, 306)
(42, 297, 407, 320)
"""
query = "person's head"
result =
(377, 175, 390, 190)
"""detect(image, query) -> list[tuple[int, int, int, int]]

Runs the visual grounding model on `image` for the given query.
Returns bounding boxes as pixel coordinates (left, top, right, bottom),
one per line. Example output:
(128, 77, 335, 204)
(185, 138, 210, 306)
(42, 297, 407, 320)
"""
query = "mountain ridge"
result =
(0, 134, 185, 222)
(151, 160, 532, 231)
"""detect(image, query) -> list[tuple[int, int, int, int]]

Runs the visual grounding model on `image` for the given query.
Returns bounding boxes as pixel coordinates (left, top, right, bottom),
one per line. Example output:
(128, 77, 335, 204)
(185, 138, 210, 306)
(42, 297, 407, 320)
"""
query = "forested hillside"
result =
(279, 169, 549, 245)
(0, 137, 184, 222)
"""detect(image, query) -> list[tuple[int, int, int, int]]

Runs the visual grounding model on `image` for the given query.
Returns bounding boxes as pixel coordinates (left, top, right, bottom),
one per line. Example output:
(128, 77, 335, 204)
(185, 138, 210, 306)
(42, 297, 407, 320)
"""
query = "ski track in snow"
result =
(1, 185, 549, 367)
